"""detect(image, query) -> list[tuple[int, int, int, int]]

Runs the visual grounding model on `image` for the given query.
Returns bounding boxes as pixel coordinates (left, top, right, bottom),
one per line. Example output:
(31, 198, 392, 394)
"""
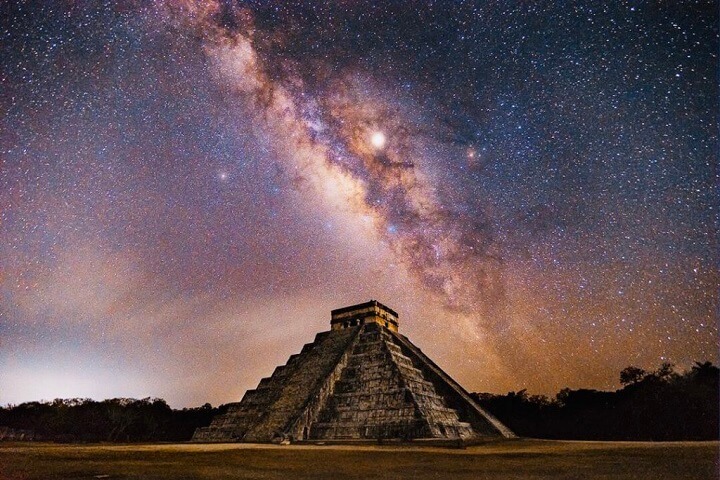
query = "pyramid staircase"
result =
(310, 323, 475, 439)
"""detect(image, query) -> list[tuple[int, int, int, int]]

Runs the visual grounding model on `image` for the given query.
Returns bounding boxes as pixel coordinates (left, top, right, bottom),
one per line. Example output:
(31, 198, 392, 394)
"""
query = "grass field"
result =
(0, 440, 717, 480)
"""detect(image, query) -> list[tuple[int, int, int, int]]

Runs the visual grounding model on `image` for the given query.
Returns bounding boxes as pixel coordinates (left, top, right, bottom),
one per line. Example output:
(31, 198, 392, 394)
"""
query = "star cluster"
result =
(0, 0, 717, 406)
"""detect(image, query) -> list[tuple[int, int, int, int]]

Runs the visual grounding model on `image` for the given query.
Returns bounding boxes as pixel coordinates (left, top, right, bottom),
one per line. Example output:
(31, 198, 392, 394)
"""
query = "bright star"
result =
(370, 131, 386, 149)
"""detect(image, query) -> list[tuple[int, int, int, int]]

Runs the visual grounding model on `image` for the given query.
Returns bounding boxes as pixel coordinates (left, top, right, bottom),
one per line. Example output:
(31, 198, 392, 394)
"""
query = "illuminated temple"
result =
(192, 300, 514, 443)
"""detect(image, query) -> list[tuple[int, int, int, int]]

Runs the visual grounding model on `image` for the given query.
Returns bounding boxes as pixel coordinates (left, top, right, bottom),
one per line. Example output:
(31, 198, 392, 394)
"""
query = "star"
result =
(370, 131, 386, 149)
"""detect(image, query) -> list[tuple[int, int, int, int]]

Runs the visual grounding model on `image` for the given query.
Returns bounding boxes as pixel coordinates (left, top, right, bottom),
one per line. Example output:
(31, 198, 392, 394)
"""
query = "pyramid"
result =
(193, 301, 514, 442)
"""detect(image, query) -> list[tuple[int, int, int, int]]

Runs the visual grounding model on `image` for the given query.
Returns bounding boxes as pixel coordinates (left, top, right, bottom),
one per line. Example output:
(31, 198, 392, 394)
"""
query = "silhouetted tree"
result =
(0, 398, 228, 442)
(473, 361, 719, 441)
(619, 366, 647, 385)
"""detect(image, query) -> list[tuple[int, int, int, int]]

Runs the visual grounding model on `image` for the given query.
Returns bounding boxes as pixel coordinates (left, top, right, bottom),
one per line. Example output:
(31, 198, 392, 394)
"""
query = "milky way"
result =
(1, 1, 717, 407)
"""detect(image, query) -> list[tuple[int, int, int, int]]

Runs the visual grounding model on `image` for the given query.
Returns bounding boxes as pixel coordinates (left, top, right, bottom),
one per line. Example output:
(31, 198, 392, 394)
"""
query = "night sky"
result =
(1, 0, 717, 408)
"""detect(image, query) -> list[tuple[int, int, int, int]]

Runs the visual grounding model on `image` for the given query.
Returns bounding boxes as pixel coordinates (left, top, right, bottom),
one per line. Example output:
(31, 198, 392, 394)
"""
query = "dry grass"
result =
(0, 439, 717, 479)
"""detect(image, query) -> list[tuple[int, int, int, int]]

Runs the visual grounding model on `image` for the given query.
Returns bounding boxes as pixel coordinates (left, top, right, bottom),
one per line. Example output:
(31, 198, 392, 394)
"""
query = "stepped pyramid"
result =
(193, 301, 514, 442)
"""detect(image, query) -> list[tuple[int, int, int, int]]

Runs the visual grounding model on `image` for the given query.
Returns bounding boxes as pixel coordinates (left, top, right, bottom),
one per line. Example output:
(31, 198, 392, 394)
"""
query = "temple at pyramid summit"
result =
(193, 300, 515, 442)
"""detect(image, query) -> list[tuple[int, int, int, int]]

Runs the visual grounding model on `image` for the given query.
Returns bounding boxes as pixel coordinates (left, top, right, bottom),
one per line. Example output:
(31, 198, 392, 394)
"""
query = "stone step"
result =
(256, 377, 274, 389)
(351, 340, 384, 354)
(330, 387, 443, 399)
(347, 350, 389, 360)
(339, 366, 399, 377)
(345, 355, 395, 366)
(335, 376, 399, 388)
(310, 420, 431, 440)
(319, 408, 419, 422)
(330, 399, 460, 417)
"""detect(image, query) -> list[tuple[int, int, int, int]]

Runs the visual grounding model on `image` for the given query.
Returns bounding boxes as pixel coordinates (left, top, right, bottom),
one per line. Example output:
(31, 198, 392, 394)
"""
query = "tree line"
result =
(0, 361, 716, 442)
(472, 361, 719, 440)
(0, 398, 227, 442)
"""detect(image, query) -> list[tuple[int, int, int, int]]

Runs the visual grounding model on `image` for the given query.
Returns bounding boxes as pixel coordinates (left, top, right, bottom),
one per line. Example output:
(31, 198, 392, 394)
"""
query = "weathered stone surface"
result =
(389, 328, 516, 438)
(310, 324, 475, 440)
(193, 327, 360, 442)
(192, 302, 514, 442)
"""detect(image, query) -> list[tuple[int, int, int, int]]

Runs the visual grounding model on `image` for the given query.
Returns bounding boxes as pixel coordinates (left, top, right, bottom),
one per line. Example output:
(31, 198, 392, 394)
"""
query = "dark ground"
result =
(0, 440, 717, 480)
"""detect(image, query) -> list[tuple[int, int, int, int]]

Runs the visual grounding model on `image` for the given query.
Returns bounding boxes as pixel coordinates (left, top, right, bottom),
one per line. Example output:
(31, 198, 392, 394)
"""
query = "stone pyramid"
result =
(193, 301, 514, 442)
